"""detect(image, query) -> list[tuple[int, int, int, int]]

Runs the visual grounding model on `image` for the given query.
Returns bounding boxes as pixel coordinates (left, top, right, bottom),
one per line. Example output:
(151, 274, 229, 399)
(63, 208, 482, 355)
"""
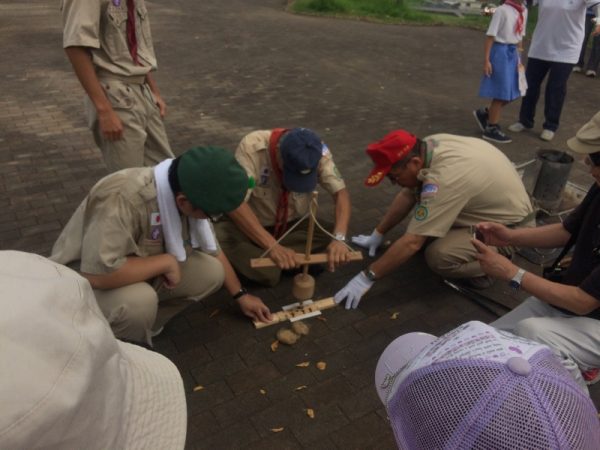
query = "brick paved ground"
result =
(1, 1, 599, 448)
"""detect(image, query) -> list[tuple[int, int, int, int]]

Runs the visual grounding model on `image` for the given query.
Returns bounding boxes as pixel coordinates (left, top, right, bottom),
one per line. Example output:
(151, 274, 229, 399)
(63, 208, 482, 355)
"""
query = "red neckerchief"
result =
(126, 0, 140, 64)
(504, 0, 524, 36)
(268, 128, 290, 238)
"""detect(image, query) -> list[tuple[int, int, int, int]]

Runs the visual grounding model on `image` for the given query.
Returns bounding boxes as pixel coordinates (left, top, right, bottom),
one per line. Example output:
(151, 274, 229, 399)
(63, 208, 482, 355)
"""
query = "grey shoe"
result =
(508, 122, 528, 132)
(482, 125, 512, 144)
(573, 65, 583, 73)
(586, 70, 596, 78)
(540, 129, 555, 141)
(473, 108, 488, 132)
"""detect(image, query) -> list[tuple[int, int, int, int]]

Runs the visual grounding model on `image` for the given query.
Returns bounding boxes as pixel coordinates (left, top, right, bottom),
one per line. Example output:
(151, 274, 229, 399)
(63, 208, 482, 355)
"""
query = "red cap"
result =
(364, 130, 417, 186)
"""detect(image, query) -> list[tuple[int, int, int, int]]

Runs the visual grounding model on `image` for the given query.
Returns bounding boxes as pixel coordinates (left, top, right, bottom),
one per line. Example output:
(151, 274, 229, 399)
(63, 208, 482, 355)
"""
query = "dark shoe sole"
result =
(482, 134, 512, 144)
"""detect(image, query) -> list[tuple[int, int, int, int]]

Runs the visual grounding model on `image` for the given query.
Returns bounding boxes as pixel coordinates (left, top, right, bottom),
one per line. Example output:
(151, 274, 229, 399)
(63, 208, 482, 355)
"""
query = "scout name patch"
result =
(150, 212, 162, 240)
(414, 205, 428, 221)
(420, 183, 439, 199)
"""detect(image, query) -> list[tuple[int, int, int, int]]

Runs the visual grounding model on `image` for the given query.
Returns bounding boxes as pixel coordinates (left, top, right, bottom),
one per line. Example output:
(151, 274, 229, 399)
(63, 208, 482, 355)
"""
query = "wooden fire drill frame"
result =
(253, 297, 337, 329)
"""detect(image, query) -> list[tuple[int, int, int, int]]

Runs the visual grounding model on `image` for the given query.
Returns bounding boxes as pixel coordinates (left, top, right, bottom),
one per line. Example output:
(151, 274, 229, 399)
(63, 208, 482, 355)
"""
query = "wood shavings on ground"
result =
(390, 312, 400, 320)
(316, 361, 326, 371)
(270, 340, 279, 352)
(294, 385, 308, 391)
(259, 389, 266, 395)
(193, 385, 204, 392)
(277, 328, 300, 345)
(296, 361, 310, 368)
(317, 316, 327, 322)
(305, 408, 315, 419)
(270, 427, 284, 433)
(209, 309, 220, 318)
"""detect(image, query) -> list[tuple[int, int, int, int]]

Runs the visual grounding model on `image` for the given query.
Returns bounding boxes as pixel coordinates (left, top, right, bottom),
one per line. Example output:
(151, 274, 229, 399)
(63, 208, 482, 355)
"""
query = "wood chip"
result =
(390, 312, 400, 320)
(209, 309, 220, 318)
(193, 385, 204, 392)
(317, 316, 327, 322)
(296, 361, 310, 368)
(270, 340, 279, 352)
(306, 408, 315, 419)
(316, 361, 326, 371)
(294, 385, 308, 391)
(259, 389, 266, 395)
(270, 427, 284, 433)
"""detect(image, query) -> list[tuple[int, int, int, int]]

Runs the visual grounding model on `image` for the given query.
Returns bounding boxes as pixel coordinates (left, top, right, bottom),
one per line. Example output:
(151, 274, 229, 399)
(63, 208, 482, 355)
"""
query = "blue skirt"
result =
(478, 43, 520, 101)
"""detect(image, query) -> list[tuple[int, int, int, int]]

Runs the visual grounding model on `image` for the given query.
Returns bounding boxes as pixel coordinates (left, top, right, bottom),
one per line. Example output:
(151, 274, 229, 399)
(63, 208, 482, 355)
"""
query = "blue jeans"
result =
(518, 57, 573, 132)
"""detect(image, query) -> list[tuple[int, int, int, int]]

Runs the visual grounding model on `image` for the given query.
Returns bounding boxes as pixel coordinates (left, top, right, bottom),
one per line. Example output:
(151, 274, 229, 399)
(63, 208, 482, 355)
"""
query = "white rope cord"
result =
(258, 196, 354, 258)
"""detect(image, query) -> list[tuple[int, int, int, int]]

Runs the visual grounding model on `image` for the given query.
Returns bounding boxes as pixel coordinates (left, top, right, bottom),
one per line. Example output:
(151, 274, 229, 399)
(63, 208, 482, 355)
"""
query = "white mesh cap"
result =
(0, 251, 187, 450)
(377, 321, 600, 450)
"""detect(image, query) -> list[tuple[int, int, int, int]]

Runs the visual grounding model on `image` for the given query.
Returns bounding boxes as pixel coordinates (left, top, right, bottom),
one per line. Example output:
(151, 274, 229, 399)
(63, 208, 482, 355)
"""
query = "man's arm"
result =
(369, 232, 428, 279)
(375, 188, 417, 234)
(477, 222, 571, 248)
(65, 46, 123, 141)
(227, 202, 297, 269)
(145, 72, 167, 118)
(214, 250, 272, 322)
(473, 239, 599, 315)
(326, 188, 352, 271)
(82, 254, 180, 290)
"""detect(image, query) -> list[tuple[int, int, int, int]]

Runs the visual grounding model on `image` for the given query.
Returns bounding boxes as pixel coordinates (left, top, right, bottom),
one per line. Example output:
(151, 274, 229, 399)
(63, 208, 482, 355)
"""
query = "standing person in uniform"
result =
(508, 0, 600, 142)
(472, 111, 600, 390)
(214, 127, 352, 287)
(50, 146, 272, 346)
(473, 0, 528, 144)
(61, 0, 174, 172)
(335, 130, 533, 310)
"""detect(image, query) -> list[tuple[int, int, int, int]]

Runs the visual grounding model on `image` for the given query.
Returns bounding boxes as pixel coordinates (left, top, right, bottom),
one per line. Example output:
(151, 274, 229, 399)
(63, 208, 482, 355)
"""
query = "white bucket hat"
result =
(0, 251, 187, 449)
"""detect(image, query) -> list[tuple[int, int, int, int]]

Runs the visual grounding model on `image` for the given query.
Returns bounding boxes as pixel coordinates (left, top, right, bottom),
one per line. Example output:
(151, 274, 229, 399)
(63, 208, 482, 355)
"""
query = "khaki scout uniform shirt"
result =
(51, 168, 170, 274)
(61, 0, 157, 77)
(407, 134, 533, 237)
(235, 130, 346, 227)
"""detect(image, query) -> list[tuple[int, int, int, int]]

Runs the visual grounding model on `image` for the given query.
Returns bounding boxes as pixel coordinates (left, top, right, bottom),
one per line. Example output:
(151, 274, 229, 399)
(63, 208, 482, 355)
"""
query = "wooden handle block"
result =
(253, 297, 337, 329)
(250, 251, 363, 269)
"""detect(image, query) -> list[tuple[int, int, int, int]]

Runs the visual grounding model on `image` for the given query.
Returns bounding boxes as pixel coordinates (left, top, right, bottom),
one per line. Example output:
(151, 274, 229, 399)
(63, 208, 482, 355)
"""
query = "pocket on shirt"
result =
(141, 238, 163, 256)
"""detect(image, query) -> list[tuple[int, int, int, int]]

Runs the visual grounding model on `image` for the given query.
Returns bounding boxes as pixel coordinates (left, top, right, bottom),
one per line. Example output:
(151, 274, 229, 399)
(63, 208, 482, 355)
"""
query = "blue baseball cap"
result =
(279, 128, 323, 193)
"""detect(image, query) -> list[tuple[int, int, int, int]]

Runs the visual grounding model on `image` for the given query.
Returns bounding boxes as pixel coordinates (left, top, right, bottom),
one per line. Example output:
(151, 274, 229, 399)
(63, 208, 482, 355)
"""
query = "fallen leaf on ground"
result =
(209, 309, 220, 318)
(306, 408, 315, 419)
(317, 316, 327, 322)
(270, 340, 279, 352)
(296, 361, 310, 368)
(294, 385, 308, 391)
(390, 312, 400, 320)
(270, 427, 284, 433)
(193, 385, 204, 392)
(259, 389, 266, 395)
(316, 361, 326, 371)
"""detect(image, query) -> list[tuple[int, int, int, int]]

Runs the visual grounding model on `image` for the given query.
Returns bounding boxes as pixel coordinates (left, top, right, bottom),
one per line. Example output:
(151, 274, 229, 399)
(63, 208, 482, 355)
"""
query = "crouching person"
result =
(50, 147, 271, 345)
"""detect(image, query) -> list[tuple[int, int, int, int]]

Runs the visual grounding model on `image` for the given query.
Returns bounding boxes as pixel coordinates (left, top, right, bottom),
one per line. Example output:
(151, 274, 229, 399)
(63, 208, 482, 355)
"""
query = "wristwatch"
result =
(509, 268, 526, 290)
(334, 232, 346, 242)
(364, 268, 377, 282)
(232, 287, 248, 300)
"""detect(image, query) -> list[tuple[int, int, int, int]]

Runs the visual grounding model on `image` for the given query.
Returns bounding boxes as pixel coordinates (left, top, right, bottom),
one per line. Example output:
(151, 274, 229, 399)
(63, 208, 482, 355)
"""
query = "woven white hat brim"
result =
(116, 341, 187, 450)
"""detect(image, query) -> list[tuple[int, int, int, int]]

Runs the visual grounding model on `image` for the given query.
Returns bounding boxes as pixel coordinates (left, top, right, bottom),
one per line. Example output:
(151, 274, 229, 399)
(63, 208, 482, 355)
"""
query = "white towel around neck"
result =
(154, 159, 218, 262)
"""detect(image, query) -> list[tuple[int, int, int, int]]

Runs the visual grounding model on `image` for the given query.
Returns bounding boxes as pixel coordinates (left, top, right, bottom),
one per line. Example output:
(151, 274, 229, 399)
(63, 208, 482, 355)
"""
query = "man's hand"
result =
(154, 93, 167, 118)
(237, 294, 272, 323)
(161, 254, 182, 289)
(474, 222, 513, 247)
(334, 271, 374, 310)
(472, 239, 517, 281)
(351, 229, 384, 257)
(268, 243, 298, 270)
(98, 108, 124, 141)
(326, 239, 351, 272)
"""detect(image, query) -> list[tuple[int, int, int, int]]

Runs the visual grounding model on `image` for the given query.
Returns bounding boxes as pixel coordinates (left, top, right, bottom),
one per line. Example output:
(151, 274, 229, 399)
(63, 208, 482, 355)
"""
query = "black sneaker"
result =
(483, 125, 512, 144)
(473, 108, 488, 132)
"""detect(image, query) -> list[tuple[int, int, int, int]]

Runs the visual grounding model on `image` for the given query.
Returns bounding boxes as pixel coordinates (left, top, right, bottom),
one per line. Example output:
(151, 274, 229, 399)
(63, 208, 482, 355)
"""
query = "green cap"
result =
(177, 146, 249, 215)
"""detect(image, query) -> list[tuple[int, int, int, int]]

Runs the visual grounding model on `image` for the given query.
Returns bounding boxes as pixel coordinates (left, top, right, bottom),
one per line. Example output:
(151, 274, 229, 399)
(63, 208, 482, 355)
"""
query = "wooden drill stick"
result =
(253, 297, 337, 329)
(302, 192, 318, 275)
(250, 251, 363, 268)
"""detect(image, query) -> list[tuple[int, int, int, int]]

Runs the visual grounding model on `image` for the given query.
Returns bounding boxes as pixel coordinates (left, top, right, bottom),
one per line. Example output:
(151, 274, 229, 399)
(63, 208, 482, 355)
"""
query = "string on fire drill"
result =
(259, 195, 355, 258)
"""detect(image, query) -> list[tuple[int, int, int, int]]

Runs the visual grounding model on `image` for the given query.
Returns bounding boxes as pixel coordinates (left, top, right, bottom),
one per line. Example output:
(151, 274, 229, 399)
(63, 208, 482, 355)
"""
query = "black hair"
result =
(168, 156, 182, 194)
(392, 138, 424, 169)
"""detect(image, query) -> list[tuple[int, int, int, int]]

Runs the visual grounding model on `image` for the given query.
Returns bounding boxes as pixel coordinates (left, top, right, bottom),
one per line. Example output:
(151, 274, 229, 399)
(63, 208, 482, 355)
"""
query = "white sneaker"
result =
(508, 122, 526, 132)
(586, 70, 596, 78)
(540, 129, 555, 141)
(573, 65, 583, 73)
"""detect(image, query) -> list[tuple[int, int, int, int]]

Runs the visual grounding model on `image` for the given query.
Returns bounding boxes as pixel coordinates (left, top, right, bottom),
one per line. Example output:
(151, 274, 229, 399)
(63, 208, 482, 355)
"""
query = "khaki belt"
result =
(96, 70, 147, 85)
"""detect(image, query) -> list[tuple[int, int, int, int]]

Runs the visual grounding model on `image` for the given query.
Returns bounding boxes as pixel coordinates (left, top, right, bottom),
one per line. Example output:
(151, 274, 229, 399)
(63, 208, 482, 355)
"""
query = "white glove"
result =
(334, 271, 374, 310)
(351, 229, 384, 257)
